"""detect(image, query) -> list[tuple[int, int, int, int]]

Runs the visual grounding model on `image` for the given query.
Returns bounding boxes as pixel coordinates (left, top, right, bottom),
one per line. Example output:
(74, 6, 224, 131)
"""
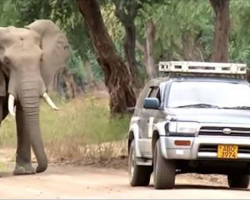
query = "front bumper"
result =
(160, 136, 250, 161)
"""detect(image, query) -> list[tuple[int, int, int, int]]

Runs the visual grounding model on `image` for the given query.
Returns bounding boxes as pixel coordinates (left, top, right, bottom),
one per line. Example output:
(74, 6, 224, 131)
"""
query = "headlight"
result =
(168, 122, 198, 134)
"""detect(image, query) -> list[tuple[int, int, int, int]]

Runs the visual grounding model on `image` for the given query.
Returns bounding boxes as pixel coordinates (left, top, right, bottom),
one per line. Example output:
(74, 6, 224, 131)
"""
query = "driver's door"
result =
(140, 86, 162, 157)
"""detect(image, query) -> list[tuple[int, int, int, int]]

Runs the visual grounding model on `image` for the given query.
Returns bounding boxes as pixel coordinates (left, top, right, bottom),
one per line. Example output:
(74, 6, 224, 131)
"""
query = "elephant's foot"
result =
(13, 163, 36, 176)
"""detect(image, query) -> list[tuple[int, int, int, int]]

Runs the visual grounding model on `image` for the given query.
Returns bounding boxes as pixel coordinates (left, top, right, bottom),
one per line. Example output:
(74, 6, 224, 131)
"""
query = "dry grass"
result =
(0, 92, 130, 167)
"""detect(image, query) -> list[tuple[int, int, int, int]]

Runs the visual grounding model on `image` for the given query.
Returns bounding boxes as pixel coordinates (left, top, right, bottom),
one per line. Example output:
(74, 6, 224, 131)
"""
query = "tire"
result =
(129, 140, 152, 186)
(227, 174, 249, 189)
(154, 140, 176, 189)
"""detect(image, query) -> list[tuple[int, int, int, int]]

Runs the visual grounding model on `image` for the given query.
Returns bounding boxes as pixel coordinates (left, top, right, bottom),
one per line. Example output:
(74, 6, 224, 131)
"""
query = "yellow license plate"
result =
(217, 145, 238, 159)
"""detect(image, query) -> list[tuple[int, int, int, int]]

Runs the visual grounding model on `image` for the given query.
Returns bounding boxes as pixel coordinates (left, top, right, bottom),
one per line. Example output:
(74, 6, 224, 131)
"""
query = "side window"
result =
(136, 84, 162, 109)
(148, 87, 161, 103)
(148, 87, 158, 98)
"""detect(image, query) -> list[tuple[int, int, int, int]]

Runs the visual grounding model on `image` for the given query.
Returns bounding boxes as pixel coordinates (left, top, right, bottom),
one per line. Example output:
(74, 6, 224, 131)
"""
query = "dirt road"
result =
(0, 165, 249, 199)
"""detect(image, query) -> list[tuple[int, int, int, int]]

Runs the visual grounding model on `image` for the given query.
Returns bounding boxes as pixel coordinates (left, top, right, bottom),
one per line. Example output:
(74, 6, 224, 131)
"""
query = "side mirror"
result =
(143, 98, 160, 109)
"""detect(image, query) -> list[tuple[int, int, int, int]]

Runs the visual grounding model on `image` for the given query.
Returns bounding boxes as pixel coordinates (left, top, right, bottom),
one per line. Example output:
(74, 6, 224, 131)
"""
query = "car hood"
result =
(167, 108, 250, 124)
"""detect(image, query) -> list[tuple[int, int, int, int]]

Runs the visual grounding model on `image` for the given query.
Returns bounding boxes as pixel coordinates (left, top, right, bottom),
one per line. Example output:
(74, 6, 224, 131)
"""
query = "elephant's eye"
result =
(3, 56, 10, 66)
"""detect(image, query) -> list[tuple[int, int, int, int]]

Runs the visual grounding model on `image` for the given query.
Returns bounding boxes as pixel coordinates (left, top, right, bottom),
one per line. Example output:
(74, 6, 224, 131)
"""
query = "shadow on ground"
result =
(146, 184, 249, 192)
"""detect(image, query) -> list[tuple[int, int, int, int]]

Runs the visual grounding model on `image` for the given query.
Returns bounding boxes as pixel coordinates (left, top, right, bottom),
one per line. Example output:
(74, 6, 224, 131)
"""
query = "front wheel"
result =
(154, 140, 176, 189)
(129, 140, 152, 186)
(227, 174, 249, 189)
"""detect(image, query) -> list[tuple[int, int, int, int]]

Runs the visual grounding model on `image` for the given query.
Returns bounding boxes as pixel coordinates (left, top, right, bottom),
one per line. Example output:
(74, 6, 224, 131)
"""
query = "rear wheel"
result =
(153, 140, 176, 189)
(227, 174, 249, 189)
(129, 140, 152, 186)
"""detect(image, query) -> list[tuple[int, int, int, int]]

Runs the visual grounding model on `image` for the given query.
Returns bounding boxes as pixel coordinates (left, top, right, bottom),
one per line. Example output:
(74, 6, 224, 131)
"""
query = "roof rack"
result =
(158, 61, 247, 80)
(159, 61, 247, 74)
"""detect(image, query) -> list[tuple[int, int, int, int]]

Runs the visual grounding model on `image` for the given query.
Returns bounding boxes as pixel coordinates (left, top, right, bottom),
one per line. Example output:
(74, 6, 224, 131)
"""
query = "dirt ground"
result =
(0, 165, 250, 199)
(0, 149, 250, 199)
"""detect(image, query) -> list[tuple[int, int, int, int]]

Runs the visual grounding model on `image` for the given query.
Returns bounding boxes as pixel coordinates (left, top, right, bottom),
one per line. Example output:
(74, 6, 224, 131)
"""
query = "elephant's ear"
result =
(25, 20, 69, 89)
(0, 27, 9, 96)
(0, 65, 6, 96)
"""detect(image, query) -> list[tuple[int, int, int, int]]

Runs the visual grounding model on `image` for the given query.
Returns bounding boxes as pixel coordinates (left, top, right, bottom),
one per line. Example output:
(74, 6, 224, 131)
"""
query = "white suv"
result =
(128, 61, 250, 189)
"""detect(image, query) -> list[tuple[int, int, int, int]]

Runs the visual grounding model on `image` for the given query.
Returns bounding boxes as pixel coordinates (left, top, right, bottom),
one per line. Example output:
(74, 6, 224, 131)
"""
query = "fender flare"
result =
(128, 123, 142, 158)
(153, 121, 169, 159)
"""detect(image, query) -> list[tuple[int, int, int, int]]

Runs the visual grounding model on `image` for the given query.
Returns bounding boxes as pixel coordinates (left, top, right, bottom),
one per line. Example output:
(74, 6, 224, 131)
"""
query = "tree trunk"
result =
(247, 69, 250, 83)
(136, 21, 156, 80)
(85, 59, 95, 91)
(182, 31, 205, 62)
(145, 21, 156, 79)
(76, 0, 136, 115)
(210, 0, 230, 62)
(62, 68, 78, 99)
(124, 24, 141, 88)
(193, 32, 205, 61)
(182, 31, 193, 61)
(113, 0, 141, 89)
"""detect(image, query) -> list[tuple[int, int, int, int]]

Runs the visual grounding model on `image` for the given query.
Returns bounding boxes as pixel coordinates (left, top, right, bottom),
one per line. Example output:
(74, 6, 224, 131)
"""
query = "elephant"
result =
(0, 19, 69, 175)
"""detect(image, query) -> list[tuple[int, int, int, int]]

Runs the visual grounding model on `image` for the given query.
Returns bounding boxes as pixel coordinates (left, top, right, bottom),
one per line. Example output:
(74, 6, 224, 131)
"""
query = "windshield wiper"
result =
(175, 103, 219, 108)
(221, 106, 250, 110)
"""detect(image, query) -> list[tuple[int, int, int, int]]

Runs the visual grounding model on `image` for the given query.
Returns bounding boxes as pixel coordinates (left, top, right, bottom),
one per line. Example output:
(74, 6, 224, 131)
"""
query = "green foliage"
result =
(137, 0, 213, 61)
(87, 50, 104, 81)
(2, 0, 250, 159)
(67, 48, 86, 81)
(13, 0, 52, 26)
(1, 0, 250, 81)
(229, 0, 250, 66)
(101, 1, 124, 42)
(10, 0, 103, 82)
(0, 1, 19, 26)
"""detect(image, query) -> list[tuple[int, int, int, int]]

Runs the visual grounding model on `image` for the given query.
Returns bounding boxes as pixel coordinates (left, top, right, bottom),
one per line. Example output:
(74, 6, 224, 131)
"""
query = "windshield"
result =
(167, 81, 250, 108)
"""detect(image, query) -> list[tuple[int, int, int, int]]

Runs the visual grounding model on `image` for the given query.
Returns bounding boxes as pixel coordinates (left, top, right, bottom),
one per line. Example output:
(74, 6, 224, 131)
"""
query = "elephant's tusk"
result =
(42, 93, 59, 110)
(8, 94, 16, 116)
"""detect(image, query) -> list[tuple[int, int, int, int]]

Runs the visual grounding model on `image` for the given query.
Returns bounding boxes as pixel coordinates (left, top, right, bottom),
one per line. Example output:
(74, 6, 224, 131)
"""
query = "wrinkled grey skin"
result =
(0, 20, 69, 175)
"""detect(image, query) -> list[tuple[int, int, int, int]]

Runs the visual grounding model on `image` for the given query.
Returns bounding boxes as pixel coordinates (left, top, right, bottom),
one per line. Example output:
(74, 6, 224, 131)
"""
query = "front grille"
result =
(199, 126, 250, 137)
(199, 145, 250, 154)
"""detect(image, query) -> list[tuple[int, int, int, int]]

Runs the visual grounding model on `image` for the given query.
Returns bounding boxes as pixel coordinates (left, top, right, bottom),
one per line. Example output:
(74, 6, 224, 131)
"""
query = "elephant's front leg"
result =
(13, 105, 35, 175)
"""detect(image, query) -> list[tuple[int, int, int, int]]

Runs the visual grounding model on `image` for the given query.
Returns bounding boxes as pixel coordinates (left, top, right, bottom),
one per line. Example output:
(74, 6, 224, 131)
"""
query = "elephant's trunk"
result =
(19, 80, 48, 173)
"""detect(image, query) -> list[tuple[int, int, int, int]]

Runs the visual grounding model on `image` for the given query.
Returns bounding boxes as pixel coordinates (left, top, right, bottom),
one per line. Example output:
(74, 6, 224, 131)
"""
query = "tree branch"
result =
(136, 39, 145, 54)
(112, 0, 127, 23)
(113, 0, 140, 25)
(128, 0, 140, 19)
(210, 0, 228, 15)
